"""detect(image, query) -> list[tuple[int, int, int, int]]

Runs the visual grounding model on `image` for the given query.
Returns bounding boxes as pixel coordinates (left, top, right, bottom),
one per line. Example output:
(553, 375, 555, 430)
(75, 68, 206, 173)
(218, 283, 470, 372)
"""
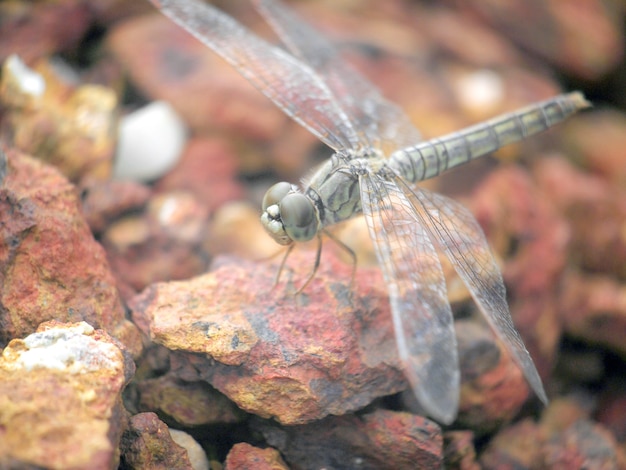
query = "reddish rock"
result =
(470, 166, 568, 378)
(154, 136, 244, 211)
(80, 177, 152, 234)
(136, 374, 245, 427)
(563, 110, 626, 187)
(224, 443, 288, 470)
(0, 149, 142, 355)
(455, 318, 531, 433)
(0, 0, 91, 63)
(559, 271, 626, 356)
(0, 321, 134, 469)
(131, 249, 407, 425)
(0, 56, 118, 183)
(481, 397, 626, 468)
(107, 13, 286, 141)
(443, 431, 480, 470)
(120, 412, 194, 470)
(102, 190, 211, 294)
(543, 420, 626, 469)
(535, 157, 626, 280)
(597, 390, 626, 443)
(207, 201, 281, 261)
(480, 418, 544, 469)
(447, 0, 623, 80)
(257, 409, 442, 469)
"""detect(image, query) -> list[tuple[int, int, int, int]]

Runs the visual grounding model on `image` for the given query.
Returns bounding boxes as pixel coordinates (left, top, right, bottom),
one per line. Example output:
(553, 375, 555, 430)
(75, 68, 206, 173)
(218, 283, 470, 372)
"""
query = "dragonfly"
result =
(149, 0, 590, 424)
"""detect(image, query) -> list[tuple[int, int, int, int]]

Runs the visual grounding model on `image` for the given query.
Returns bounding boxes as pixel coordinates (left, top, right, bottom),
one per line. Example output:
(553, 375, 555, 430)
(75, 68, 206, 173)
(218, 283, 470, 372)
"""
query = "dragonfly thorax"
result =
(261, 181, 320, 245)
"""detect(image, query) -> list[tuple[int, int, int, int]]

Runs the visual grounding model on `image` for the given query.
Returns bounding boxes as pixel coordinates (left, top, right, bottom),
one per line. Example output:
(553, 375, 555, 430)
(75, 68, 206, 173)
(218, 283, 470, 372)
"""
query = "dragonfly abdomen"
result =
(389, 92, 590, 183)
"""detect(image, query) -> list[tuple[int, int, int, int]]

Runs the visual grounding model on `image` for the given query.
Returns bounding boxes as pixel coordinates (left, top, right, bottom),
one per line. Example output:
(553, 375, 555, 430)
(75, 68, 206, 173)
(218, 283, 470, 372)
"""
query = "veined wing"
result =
(360, 171, 459, 424)
(254, 0, 422, 155)
(395, 178, 548, 405)
(150, 0, 364, 152)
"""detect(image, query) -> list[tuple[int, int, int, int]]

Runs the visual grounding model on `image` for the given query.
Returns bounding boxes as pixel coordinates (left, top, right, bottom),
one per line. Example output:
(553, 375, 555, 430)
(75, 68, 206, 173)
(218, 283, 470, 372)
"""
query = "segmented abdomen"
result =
(389, 92, 590, 183)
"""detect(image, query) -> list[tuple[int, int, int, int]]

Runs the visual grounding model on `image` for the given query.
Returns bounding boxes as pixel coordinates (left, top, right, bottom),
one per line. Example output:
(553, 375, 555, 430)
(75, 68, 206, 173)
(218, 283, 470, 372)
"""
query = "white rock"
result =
(169, 429, 210, 470)
(5, 54, 46, 97)
(114, 101, 188, 182)
(1, 321, 122, 374)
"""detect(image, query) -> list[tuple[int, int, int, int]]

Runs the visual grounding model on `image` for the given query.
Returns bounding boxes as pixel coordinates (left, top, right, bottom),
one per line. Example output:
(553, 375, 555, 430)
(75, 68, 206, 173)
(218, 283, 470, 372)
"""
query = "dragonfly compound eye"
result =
(280, 193, 318, 242)
(262, 182, 294, 211)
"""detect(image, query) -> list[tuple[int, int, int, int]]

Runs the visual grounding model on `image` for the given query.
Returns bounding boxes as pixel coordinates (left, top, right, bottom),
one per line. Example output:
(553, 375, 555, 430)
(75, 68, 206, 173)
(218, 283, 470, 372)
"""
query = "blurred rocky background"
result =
(1, 0, 626, 468)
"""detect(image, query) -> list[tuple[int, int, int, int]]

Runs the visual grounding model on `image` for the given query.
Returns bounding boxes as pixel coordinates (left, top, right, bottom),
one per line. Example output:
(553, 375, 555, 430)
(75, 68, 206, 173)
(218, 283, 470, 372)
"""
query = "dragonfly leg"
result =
(274, 243, 295, 287)
(295, 234, 323, 294)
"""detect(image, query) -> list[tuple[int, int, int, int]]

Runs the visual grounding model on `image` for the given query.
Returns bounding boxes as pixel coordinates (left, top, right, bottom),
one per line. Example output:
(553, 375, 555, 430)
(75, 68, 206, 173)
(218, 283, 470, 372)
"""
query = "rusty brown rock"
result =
(0, 321, 134, 469)
(559, 271, 626, 357)
(443, 431, 480, 470)
(79, 177, 152, 234)
(480, 418, 545, 469)
(257, 409, 442, 470)
(535, 157, 626, 280)
(481, 397, 626, 468)
(0, 0, 91, 63)
(224, 443, 288, 470)
(542, 420, 626, 469)
(0, 149, 142, 355)
(154, 136, 244, 211)
(102, 190, 211, 294)
(136, 374, 246, 427)
(120, 412, 195, 470)
(455, 318, 531, 433)
(563, 110, 626, 187)
(131, 249, 407, 425)
(107, 13, 286, 140)
(0, 56, 118, 183)
(446, 0, 623, 80)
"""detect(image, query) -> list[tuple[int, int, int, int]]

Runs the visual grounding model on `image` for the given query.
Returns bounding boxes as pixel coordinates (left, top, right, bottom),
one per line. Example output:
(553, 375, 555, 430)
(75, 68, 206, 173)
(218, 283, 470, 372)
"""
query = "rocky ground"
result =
(1, 0, 626, 468)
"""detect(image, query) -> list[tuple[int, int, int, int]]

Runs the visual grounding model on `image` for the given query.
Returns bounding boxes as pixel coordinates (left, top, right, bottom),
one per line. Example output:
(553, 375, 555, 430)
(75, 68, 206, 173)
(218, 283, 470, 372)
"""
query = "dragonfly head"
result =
(261, 182, 319, 245)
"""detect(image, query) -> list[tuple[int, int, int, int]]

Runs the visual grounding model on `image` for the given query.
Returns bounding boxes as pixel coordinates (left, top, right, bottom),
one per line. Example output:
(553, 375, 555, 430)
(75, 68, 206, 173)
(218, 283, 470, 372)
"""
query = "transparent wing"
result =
(359, 172, 459, 424)
(395, 178, 548, 405)
(254, 0, 422, 155)
(150, 0, 364, 152)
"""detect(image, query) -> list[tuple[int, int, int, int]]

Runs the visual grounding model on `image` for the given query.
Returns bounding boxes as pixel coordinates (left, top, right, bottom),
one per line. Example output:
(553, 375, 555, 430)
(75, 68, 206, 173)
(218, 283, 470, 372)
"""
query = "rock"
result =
(131, 249, 407, 425)
(0, 321, 134, 469)
(0, 1, 91, 63)
(154, 136, 244, 213)
(136, 374, 245, 427)
(0, 55, 118, 183)
(542, 420, 626, 469)
(114, 101, 188, 182)
(169, 430, 210, 470)
(102, 190, 211, 294)
(207, 201, 284, 260)
(120, 412, 194, 470)
(597, 389, 626, 443)
(107, 13, 286, 141)
(0, 148, 142, 355)
(563, 109, 626, 187)
(444, 431, 480, 470)
(480, 418, 544, 469)
(224, 443, 288, 470)
(559, 271, 626, 357)
(79, 177, 151, 234)
(257, 409, 442, 470)
(455, 318, 531, 433)
(447, 0, 623, 80)
(481, 397, 626, 468)
(535, 157, 626, 281)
